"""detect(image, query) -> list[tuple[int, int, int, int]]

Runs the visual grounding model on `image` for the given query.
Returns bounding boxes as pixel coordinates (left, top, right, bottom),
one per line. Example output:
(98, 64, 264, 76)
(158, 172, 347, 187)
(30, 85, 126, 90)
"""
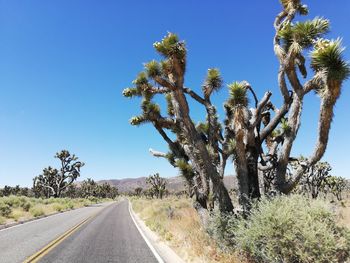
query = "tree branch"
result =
(260, 101, 290, 141)
(149, 148, 168, 158)
(183, 87, 207, 105)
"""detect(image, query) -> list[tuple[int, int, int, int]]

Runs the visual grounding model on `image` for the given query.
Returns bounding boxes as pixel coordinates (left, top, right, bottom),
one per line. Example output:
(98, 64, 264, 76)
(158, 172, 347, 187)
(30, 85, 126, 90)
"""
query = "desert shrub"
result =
(21, 201, 31, 212)
(10, 209, 24, 221)
(231, 195, 350, 263)
(0, 216, 5, 224)
(0, 201, 12, 217)
(65, 201, 74, 210)
(2, 196, 21, 207)
(52, 203, 64, 212)
(29, 206, 45, 217)
(207, 208, 236, 249)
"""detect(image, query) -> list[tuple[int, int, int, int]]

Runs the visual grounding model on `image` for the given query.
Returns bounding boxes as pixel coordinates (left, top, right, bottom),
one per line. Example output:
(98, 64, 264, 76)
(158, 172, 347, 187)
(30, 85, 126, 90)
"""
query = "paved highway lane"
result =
(0, 202, 113, 263)
(39, 200, 158, 263)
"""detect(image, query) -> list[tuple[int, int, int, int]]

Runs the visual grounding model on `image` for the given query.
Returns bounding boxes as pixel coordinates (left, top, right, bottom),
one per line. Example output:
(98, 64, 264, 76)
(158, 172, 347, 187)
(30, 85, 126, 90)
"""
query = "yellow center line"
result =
(23, 202, 116, 263)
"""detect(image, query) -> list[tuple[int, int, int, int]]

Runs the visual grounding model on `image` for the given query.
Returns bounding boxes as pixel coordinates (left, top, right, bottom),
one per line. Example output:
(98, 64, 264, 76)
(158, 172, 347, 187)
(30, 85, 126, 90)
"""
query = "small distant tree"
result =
(80, 178, 97, 198)
(146, 173, 166, 199)
(33, 150, 84, 198)
(80, 179, 118, 199)
(97, 183, 118, 199)
(106, 185, 119, 199)
(63, 184, 79, 198)
(325, 176, 347, 201)
(19, 187, 31, 197)
(0, 185, 32, 197)
(144, 188, 155, 199)
(297, 160, 332, 198)
(3, 186, 12, 196)
(134, 187, 143, 197)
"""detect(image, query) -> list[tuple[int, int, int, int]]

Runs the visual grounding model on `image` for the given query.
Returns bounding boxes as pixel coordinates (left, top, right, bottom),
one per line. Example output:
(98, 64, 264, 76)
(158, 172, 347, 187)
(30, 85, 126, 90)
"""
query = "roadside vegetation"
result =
(0, 195, 113, 225)
(131, 194, 350, 263)
(0, 150, 119, 226)
(131, 197, 240, 263)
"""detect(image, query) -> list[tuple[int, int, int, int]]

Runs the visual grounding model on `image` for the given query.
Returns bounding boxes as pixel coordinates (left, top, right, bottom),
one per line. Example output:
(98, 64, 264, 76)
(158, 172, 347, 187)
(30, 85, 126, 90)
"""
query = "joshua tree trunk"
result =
(246, 147, 261, 199)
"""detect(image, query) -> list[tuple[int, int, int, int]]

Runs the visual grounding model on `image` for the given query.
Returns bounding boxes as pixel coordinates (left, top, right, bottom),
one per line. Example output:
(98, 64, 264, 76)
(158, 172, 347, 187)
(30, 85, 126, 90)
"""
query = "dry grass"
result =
(131, 197, 243, 263)
(337, 198, 350, 229)
(132, 195, 350, 263)
(0, 196, 113, 225)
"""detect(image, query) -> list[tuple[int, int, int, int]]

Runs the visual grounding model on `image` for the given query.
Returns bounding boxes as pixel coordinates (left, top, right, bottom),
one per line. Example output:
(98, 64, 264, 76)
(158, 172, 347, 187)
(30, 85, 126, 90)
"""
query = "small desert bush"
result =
(230, 195, 350, 263)
(29, 205, 45, 217)
(21, 201, 31, 212)
(0, 201, 12, 217)
(207, 208, 236, 250)
(10, 209, 24, 221)
(52, 203, 65, 212)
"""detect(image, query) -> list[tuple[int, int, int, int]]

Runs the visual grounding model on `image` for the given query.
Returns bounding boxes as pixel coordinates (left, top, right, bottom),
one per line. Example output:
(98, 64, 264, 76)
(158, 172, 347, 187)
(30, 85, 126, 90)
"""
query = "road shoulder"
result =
(128, 200, 185, 263)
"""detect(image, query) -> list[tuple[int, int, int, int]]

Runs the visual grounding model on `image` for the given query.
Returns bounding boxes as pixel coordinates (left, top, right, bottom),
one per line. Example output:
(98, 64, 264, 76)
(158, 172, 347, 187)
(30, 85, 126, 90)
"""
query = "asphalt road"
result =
(0, 202, 112, 263)
(0, 200, 159, 263)
(39, 200, 158, 263)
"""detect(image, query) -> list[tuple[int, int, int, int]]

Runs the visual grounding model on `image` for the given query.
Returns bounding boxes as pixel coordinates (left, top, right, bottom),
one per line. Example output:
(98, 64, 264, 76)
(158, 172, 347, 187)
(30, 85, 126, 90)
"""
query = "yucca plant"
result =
(123, 0, 348, 219)
(227, 82, 248, 108)
(202, 68, 223, 99)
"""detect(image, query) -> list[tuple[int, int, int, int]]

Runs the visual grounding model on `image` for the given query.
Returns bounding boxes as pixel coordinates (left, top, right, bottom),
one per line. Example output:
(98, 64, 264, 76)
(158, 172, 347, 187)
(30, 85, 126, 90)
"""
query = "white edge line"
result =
(128, 200, 164, 263)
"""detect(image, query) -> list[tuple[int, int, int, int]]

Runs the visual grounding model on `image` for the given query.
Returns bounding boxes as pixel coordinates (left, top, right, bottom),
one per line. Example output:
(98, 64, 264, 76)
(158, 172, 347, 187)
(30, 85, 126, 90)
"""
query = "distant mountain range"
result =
(98, 175, 237, 194)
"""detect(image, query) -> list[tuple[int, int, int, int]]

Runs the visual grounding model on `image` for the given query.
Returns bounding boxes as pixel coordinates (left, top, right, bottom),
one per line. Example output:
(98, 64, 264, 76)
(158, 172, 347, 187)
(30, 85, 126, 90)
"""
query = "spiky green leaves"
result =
(226, 139, 236, 156)
(141, 99, 160, 115)
(227, 82, 248, 108)
(153, 32, 186, 59)
(160, 60, 172, 75)
(165, 94, 174, 116)
(122, 72, 154, 98)
(279, 18, 329, 50)
(122, 87, 141, 98)
(280, 118, 291, 134)
(175, 159, 195, 180)
(130, 115, 148, 126)
(145, 60, 161, 78)
(133, 72, 148, 87)
(196, 122, 209, 134)
(202, 68, 223, 99)
(311, 38, 350, 82)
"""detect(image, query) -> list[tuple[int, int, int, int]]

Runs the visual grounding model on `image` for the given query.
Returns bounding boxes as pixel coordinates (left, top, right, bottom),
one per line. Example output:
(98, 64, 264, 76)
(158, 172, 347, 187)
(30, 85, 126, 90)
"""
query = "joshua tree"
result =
(80, 178, 97, 198)
(96, 183, 119, 199)
(294, 158, 331, 198)
(34, 150, 84, 198)
(146, 173, 166, 199)
(134, 187, 143, 197)
(123, 0, 349, 217)
(325, 176, 347, 201)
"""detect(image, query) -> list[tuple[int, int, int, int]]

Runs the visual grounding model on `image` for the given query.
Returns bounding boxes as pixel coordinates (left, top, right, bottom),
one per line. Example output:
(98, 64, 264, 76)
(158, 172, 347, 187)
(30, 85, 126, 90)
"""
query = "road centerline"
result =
(23, 201, 117, 263)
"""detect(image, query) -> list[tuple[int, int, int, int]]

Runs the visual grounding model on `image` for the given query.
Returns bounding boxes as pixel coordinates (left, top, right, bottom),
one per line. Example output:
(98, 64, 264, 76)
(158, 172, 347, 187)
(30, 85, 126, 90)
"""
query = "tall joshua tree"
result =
(123, 0, 349, 217)
(34, 150, 84, 198)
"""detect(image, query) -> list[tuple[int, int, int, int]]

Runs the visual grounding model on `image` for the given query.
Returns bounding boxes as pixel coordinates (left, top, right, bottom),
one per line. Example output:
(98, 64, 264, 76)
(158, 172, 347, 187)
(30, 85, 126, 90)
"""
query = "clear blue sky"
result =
(0, 0, 349, 187)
